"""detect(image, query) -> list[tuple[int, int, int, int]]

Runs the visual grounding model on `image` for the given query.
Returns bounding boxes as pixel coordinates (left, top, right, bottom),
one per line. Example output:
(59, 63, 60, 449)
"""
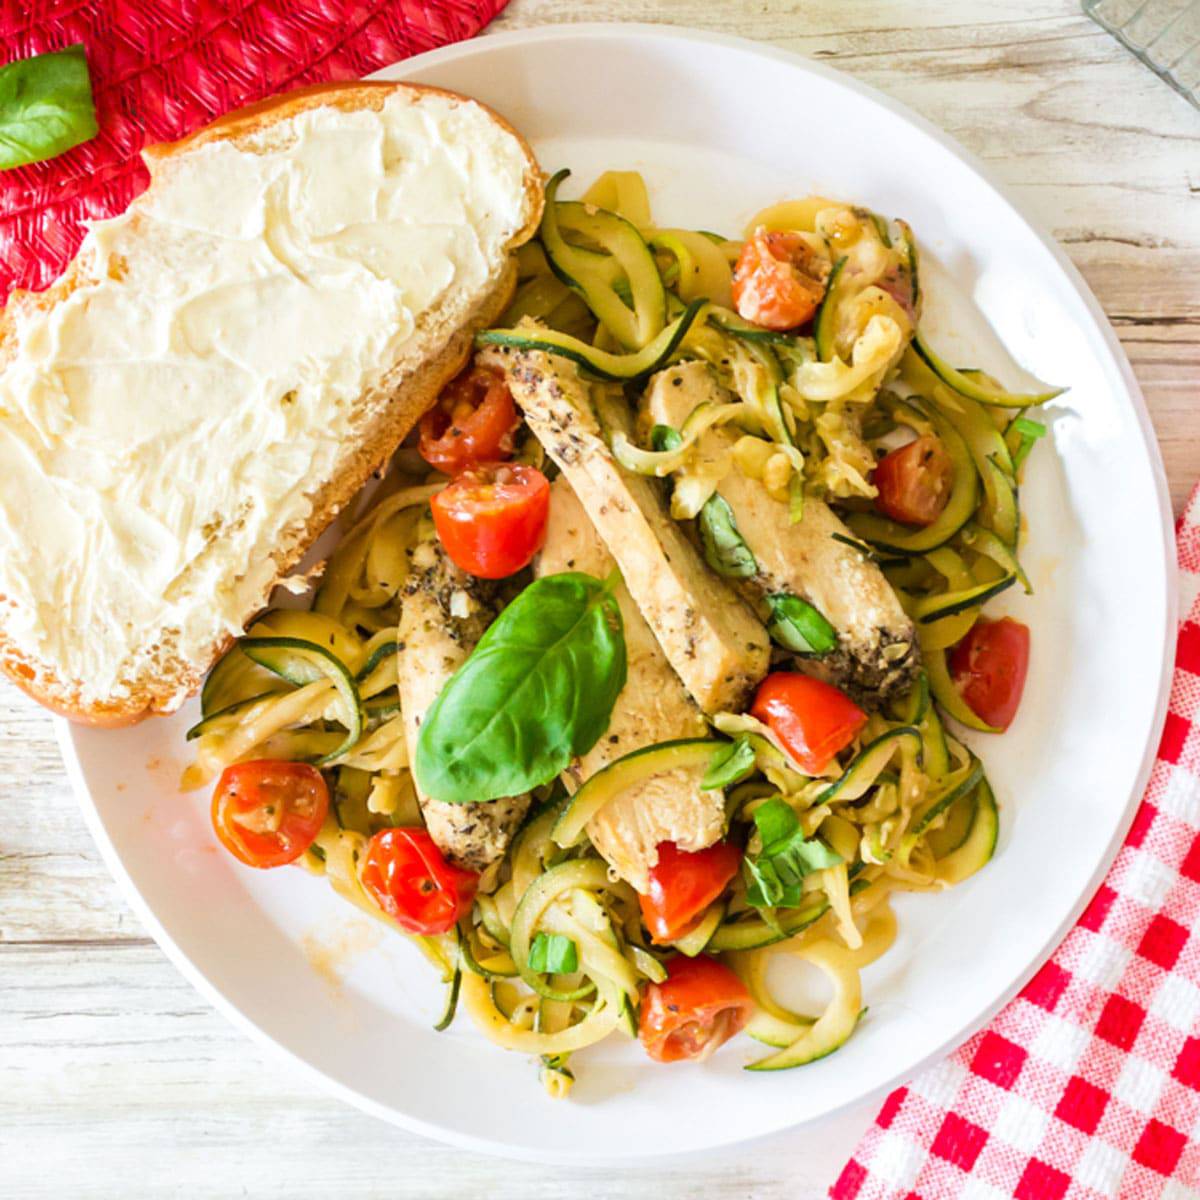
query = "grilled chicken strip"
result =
(536, 477, 723, 891)
(480, 340, 770, 714)
(397, 534, 531, 871)
(644, 361, 919, 702)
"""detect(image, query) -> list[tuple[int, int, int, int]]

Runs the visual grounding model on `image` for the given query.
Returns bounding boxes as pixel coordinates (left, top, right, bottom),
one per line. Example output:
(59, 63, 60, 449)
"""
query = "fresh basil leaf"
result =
(528, 932, 578, 974)
(651, 424, 683, 453)
(766, 593, 838, 656)
(0, 45, 98, 172)
(745, 798, 842, 909)
(415, 572, 627, 803)
(743, 856, 802, 909)
(771, 835, 842, 883)
(702, 736, 757, 790)
(752, 796, 799, 849)
(698, 493, 757, 579)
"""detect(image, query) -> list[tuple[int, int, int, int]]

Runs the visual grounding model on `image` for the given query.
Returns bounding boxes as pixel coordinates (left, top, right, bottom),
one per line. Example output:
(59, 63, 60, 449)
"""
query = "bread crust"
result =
(0, 81, 543, 725)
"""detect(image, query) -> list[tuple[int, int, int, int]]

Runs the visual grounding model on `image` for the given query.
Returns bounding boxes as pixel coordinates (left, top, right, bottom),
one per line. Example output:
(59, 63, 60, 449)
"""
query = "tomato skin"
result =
(950, 617, 1031, 731)
(751, 672, 868, 774)
(732, 229, 829, 331)
(640, 841, 742, 944)
(419, 365, 520, 474)
(211, 760, 329, 869)
(874, 435, 954, 526)
(431, 462, 550, 579)
(360, 828, 478, 936)
(639, 954, 754, 1063)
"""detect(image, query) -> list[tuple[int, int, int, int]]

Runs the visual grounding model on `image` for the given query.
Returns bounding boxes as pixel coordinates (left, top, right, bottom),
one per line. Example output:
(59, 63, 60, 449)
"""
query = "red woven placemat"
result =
(0, 0, 510, 303)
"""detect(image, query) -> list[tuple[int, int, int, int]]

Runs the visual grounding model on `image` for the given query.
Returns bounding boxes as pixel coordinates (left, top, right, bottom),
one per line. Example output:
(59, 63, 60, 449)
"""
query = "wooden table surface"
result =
(2, 3, 1197, 1196)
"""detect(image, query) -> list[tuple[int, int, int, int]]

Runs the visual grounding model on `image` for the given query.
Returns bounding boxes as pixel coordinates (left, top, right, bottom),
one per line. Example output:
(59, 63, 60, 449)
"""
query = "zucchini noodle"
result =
(185, 166, 1057, 1096)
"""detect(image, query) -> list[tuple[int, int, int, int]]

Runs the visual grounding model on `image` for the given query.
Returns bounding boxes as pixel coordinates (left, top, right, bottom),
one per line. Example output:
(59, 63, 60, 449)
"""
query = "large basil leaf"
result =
(698, 493, 757, 579)
(0, 45, 98, 172)
(415, 572, 627, 803)
(766, 593, 837, 656)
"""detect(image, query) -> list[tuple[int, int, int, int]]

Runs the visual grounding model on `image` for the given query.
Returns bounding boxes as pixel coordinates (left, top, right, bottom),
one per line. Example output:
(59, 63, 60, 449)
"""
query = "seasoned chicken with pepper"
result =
(643, 361, 919, 702)
(396, 533, 531, 871)
(480, 340, 771, 714)
(536, 477, 723, 891)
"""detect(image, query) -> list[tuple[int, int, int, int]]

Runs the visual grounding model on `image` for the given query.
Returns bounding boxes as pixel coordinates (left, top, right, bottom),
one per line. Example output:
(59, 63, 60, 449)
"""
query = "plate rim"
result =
(57, 21, 1178, 1165)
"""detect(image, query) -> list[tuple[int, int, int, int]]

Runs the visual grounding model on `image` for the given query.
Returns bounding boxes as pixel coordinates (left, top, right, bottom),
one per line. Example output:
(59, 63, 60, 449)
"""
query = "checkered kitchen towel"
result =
(0, 0, 510, 304)
(834, 498, 1200, 1198)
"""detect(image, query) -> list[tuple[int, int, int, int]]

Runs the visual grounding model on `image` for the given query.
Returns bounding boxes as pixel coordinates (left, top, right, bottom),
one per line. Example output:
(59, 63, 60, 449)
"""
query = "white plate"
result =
(58, 24, 1175, 1164)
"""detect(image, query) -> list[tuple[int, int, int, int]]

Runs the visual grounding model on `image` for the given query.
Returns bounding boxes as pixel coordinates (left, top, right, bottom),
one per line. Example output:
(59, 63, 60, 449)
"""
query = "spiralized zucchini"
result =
(185, 167, 1057, 1096)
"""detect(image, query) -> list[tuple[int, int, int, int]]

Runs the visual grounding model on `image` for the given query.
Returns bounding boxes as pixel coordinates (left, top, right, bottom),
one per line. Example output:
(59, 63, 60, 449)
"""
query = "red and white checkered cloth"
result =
(0, 0, 510, 305)
(835, 493, 1200, 1198)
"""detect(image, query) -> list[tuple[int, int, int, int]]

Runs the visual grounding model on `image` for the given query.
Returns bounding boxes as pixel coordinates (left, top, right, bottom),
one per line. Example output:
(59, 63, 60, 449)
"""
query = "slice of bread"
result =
(0, 82, 543, 725)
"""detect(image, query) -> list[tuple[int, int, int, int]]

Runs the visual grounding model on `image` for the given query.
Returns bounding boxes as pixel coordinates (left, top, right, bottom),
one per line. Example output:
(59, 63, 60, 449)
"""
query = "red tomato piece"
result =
(873, 435, 954, 526)
(211, 760, 329, 869)
(639, 954, 754, 1063)
(949, 617, 1031, 731)
(419, 364, 520, 474)
(731, 228, 829, 331)
(360, 828, 478, 936)
(431, 462, 550, 579)
(639, 841, 742, 944)
(751, 672, 868, 775)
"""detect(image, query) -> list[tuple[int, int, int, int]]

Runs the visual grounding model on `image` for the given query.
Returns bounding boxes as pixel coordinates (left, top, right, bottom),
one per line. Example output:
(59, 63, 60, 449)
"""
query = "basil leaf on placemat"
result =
(415, 571, 627, 803)
(0, 44, 97, 172)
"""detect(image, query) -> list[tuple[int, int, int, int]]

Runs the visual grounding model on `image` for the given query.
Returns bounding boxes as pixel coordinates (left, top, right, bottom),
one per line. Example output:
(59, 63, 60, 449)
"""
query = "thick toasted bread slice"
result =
(0, 82, 542, 725)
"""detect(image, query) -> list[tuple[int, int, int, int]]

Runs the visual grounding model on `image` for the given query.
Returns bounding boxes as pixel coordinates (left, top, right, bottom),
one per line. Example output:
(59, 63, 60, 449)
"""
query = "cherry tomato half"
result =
(732, 228, 829, 331)
(950, 617, 1031, 731)
(751, 672, 868, 775)
(639, 954, 754, 1063)
(873, 435, 954, 527)
(211, 760, 329, 869)
(431, 461, 550, 579)
(360, 828, 478, 936)
(640, 841, 743, 944)
(419, 364, 520, 474)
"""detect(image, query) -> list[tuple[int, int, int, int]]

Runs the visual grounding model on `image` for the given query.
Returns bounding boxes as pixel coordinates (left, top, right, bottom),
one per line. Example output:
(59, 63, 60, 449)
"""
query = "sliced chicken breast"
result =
(536, 477, 723, 891)
(644, 361, 919, 702)
(480, 342, 770, 714)
(397, 535, 530, 872)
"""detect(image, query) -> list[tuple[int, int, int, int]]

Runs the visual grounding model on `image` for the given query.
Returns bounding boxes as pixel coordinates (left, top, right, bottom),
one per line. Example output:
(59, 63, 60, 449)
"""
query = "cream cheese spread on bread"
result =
(0, 89, 532, 708)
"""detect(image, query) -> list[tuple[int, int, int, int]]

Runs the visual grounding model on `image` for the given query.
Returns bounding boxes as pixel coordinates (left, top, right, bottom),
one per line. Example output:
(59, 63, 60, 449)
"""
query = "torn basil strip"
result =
(766, 593, 838, 656)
